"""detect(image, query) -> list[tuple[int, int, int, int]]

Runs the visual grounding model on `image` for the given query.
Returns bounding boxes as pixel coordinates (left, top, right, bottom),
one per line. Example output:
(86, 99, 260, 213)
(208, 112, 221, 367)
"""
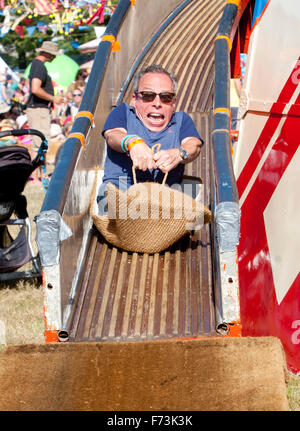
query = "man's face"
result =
(45, 53, 56, 63)
(131, 72, 176, 132)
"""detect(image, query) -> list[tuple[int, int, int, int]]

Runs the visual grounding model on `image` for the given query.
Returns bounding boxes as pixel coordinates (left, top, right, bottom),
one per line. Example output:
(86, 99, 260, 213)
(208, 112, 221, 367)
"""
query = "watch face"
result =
(179, 148, 188, 160)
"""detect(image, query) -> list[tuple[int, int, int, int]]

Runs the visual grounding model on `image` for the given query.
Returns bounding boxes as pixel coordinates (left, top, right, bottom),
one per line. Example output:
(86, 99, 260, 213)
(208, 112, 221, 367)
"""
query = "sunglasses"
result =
(73, 93, 82, 97)
(135, 91, 175, 104)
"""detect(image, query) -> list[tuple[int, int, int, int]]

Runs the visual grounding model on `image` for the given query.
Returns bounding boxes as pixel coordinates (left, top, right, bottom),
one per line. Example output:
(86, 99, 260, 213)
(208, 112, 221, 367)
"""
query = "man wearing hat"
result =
(26, 41, 64, 178)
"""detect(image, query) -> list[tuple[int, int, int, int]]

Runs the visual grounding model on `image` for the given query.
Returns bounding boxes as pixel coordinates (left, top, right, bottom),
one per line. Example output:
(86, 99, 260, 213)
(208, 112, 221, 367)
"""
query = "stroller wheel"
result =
(0, 201, 15, 222)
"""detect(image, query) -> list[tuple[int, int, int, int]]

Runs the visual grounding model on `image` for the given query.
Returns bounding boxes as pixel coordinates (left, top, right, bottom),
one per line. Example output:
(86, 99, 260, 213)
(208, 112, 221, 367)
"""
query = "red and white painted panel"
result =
(233, 0, 300, 372)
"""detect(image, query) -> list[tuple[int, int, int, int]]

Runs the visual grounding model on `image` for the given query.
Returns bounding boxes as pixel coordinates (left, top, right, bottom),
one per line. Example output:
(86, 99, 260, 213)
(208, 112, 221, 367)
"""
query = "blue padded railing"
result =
(212, 1, 241, 253)
(41, 0, 132, 213)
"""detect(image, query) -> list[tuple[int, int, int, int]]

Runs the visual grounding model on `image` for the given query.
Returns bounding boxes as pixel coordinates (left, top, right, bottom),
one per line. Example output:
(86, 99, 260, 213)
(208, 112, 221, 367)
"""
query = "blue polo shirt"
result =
(102, 103, 202, 188)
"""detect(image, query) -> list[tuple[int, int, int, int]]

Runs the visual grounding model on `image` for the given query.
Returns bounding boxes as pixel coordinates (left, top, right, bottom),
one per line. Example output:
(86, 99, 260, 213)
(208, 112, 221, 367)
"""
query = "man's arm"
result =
(104, 127, 128, 152)
(31, 77, 64, 104)
(104, 127, 157, 171)
(153, 136, 202, 172)
(180, 136, 202, 163)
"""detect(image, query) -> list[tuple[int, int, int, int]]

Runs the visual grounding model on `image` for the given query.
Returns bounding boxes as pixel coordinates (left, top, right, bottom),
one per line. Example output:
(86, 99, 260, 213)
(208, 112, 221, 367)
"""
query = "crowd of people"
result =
(0, 43, 90, 185)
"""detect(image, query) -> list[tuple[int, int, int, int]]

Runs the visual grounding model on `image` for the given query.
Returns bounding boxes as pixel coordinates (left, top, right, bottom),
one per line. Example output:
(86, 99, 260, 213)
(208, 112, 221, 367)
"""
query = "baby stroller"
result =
(0, 128, 48, 281)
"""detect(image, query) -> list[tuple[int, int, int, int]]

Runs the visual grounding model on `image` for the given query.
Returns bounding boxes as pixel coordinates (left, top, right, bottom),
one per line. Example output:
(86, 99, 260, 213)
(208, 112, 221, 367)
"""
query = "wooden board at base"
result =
(0, 337, 288, 411)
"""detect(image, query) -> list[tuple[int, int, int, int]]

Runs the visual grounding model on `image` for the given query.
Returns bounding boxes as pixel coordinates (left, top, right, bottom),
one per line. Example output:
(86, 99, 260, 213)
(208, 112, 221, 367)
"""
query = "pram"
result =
(0, 128, 48, 281)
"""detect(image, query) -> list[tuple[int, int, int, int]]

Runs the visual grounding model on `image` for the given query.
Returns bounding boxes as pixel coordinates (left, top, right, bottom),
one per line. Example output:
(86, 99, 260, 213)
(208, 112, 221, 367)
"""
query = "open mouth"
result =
(147, 113, 165, 121)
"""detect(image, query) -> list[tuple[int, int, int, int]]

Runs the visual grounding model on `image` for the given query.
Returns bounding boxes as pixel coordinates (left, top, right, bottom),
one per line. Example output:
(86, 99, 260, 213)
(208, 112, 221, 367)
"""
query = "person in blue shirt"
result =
(99, 64, 204, 205)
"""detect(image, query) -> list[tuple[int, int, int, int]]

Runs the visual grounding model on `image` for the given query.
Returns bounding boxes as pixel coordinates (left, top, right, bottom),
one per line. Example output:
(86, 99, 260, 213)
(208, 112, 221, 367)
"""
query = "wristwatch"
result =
(179, 147, 189, 161)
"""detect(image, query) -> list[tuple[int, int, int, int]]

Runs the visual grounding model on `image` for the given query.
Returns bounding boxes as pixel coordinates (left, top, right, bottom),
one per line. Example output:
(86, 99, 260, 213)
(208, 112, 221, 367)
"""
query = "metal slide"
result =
(37, 0, 241, 343)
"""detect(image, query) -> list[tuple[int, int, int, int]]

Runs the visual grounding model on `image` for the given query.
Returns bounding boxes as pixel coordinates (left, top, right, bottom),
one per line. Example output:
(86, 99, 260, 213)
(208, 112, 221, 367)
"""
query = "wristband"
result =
(120, 134, 144, 152)
(127, 138, 144, 151)
(121, 134, 135, 152)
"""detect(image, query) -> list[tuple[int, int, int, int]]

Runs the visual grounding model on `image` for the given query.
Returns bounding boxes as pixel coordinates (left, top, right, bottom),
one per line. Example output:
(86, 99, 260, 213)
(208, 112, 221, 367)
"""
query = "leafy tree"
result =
(0, 3, 115, 70)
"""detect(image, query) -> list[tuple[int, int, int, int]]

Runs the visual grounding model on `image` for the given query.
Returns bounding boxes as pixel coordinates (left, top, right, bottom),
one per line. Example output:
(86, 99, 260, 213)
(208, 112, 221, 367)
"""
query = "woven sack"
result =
(90, 167, 212, 254)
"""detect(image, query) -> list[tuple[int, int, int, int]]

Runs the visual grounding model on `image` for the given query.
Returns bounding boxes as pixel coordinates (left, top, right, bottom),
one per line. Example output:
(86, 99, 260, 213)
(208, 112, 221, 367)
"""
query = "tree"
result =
(0, 2, 116, 70)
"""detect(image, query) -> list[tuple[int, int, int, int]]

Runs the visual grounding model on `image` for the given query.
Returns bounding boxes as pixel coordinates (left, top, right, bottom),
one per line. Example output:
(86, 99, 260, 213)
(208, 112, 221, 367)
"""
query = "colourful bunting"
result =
(14, 24, 24, 38)
(33, 0, 53, 16)
(85, 1, 106, 25)
(1, 6, 11, 38)
(27, 26, 36, 37)
(11, 11, 29, 30)
(0, 0, 116, 38)
(37, 21, 48, 34)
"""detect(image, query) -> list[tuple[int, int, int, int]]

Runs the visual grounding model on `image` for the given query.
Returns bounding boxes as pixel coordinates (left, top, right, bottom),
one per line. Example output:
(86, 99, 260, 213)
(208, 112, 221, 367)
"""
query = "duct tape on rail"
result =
(35, 210, 72, 267)
(215, 202, 240, 252)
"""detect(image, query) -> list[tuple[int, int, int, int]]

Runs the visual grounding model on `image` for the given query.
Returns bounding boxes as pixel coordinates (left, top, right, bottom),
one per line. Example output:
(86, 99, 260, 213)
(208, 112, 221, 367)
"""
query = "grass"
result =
(287, 372, 300, 411)
(0, 171, 300, 410)
(0, 180, 45, 347)
(0, 280, 44, 346)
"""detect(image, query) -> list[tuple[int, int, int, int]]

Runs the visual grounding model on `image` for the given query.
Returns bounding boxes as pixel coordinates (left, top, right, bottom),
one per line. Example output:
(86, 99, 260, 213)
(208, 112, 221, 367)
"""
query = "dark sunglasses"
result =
(73, 93, 82, 97)
(135, 91, 175, 104)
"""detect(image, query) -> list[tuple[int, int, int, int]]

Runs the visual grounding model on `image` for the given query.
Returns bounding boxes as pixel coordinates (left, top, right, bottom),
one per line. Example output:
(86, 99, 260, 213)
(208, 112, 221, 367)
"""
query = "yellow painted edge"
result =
(214, 35, 232, 51)
(226, 0, 240, 6)
(101, 35, 115, 43)
(74, 111, 94, 122)
(213, 107, 231, 116)
(68, 132, 86, 149)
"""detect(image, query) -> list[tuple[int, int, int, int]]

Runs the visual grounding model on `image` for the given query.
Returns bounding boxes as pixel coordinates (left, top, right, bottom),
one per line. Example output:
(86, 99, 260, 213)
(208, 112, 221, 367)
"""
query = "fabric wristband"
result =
(121, 134, 136, 152)
(127, 138, 145, 151)
(121, 134, 145, 152)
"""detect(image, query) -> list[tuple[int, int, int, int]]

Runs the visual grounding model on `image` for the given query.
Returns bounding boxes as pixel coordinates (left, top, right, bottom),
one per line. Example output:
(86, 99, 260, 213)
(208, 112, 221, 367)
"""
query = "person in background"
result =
(66, 80, 85, 108)
(46, 122, 66, 165)
(0, 118, 17, 147)
(0, 74, 13, 116)
(14, 77, 29, 105)
(26, 41, 64, 181)
(19, 77, 29, 96)
(70, 86, 83, 122)
(66, 68, 88, 104)
(74, 68, 89, 85)
(16, 114, 28, 130)
(4, 74, 14, 100)
(62, 119, 73, 138)
(15, 114, 33, 152)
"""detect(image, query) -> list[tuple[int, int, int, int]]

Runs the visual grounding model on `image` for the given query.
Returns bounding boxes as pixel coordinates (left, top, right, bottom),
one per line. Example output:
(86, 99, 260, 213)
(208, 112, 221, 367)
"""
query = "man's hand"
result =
(153, 148, 181, 172)
(129, 141, 157, 171)
(53, 95, 65, 105)
(104, 129, 156, 170)
(31, 77, 65, 104)
(154, 137, 203, 172)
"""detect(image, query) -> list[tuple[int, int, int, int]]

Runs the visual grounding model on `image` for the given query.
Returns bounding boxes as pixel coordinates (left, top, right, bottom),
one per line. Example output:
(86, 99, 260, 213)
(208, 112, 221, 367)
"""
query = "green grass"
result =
(0, 280, 44, 346)
(0, 180, 45, 347)
(287, 372, 300, 411)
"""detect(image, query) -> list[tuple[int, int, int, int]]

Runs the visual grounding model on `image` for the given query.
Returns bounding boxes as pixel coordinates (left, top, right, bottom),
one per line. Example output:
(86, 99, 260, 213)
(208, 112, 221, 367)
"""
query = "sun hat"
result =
(16, 114, 28, 129)
(0, 102, 11, 114)
(37, 41, 60, 56)
(0, 118, 16, 130)
(50, 123, 63, 138)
